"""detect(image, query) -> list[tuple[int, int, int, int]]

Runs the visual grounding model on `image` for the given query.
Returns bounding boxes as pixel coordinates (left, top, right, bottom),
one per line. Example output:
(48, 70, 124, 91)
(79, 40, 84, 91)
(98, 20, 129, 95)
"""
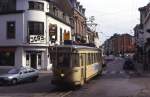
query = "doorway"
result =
(26, 52, 42, 69)
(31, 53, 37, 69)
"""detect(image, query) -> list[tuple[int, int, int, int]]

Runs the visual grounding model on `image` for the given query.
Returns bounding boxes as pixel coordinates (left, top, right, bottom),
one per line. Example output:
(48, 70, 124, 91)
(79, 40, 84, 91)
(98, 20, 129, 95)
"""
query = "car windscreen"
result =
(8, 68, 20, 74)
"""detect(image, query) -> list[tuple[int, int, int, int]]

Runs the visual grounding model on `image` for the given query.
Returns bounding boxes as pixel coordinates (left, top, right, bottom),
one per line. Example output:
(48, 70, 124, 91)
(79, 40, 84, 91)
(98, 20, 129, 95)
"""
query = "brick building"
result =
(69, 0, 87, 44)
(103, 34, 134, 56)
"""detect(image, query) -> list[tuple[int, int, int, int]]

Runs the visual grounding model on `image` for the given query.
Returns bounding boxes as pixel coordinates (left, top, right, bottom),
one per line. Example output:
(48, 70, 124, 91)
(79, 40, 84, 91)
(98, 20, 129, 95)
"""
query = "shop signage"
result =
(29, 35, 46, 43)
(49, 24, 57, 41)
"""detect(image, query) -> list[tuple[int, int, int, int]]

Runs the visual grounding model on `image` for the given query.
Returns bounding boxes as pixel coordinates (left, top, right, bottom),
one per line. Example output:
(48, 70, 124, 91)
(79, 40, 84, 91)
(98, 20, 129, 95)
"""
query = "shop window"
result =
(28, 21, 44, 35)
(26, 54, 30, 66)
(7, 21, 16, 39)
(49, 24, 57, 42)
(60, 28, 63, 44)
(38, 54, 42, 66)
(0, 52, 15, 66)
(29, 1, 44, 11)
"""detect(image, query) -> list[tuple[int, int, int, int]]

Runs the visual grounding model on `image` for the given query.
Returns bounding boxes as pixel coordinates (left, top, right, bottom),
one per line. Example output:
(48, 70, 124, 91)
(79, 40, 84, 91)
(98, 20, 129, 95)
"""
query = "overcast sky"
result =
(79, 0, 149, 44)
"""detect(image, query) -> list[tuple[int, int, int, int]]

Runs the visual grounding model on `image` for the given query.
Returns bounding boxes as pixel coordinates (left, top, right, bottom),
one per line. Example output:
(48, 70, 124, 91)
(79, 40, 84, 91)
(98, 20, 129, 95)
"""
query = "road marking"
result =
(59, 91, 72, 97)
(120, 71, 125, 74)
(102, 70, 108, 75)
(102, 70, 126, 75)
(111, 71, 116, 74)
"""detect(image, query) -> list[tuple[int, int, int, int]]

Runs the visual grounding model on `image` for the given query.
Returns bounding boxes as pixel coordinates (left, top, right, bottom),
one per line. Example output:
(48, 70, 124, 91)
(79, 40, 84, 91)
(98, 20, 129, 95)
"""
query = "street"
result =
(1, 57, 150, 97)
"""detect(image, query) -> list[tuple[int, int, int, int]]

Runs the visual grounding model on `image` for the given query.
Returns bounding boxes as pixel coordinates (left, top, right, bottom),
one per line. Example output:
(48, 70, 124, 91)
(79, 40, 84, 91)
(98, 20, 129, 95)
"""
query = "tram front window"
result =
(57, 53, 70, 67)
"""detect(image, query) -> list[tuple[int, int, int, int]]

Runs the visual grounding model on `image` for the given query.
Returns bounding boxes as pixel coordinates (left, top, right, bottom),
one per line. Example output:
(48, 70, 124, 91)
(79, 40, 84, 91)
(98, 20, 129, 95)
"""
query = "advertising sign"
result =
(29, 35, 46, 43)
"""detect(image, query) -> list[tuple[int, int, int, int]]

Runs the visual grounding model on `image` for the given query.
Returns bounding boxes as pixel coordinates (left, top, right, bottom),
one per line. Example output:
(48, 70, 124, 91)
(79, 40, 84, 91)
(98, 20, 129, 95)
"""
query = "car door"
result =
(21, 69, 29, 81)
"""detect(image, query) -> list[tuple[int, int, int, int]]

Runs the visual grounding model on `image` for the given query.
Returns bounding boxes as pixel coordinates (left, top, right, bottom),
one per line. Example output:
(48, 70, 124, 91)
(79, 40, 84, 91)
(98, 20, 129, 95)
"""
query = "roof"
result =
(53, 45, 100, 50)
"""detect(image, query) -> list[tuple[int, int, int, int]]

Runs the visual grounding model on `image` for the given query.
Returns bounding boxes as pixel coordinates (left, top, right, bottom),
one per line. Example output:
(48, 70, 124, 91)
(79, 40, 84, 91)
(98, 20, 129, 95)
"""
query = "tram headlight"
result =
(60, 73, 65, 77)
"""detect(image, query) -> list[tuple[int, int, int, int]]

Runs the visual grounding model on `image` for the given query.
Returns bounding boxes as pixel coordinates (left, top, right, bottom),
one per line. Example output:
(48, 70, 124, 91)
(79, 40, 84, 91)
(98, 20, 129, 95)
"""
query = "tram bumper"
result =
(51, 78, 80, 86)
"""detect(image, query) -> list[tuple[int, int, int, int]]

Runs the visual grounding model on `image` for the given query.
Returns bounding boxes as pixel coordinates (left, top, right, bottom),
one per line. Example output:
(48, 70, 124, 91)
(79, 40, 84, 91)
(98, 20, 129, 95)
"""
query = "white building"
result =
(0, 0, 72, 70)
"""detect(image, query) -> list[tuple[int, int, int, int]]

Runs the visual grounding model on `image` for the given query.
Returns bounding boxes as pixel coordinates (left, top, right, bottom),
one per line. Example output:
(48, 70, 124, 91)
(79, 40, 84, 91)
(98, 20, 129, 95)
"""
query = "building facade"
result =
(103, 34, 134, 56)
(69, 0, 87, 44)
(134, 3, 150, 71)
(0, 0, 71, 70)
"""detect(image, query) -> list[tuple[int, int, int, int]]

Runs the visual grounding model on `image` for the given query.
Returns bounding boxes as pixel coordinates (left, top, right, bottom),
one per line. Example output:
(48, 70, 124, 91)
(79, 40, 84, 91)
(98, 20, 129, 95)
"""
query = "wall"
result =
(0, 14, 24, 46)
(46, 16, 71, 45)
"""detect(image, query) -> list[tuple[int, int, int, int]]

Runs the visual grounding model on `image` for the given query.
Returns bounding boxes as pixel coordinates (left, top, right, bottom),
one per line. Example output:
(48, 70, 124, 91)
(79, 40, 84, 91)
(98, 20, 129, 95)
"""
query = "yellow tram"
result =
(49, 45, 103, 86)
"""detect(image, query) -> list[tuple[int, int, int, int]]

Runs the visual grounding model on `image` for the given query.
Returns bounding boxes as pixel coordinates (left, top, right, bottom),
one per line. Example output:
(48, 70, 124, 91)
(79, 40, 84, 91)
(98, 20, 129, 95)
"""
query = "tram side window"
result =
(92, 53, 94, 64)
(72, 53, 79, 67)
(88, 53, 91, 65)
(93, 53, 95, 63)
(98, 53, 101, 62)
(96, 53, 98, 62)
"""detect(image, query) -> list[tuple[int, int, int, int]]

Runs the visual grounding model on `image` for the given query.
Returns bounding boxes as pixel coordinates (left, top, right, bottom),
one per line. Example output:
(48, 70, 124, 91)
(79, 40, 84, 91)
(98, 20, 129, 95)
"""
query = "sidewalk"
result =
(39, 70, 52, 74)
(134, 62, 150, 77)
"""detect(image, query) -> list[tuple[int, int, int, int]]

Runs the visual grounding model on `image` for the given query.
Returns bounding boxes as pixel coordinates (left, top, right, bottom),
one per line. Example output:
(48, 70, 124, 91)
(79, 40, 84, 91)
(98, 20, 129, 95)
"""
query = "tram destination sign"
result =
(29, 35, 46, 44)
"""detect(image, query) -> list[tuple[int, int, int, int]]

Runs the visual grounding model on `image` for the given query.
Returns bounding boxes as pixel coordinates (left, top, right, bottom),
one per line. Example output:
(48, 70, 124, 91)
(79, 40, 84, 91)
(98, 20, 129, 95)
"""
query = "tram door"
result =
(80, 53, 86, 82)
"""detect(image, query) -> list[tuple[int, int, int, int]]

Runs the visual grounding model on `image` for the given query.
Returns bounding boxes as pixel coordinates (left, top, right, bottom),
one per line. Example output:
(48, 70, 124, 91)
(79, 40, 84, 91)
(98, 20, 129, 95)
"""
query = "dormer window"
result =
(29, 1, 44, 11)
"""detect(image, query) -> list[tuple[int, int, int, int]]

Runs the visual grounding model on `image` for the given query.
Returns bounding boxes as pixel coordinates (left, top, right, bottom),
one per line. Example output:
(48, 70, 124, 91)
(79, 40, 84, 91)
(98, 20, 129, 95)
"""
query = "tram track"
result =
(42, 90, 73, 97)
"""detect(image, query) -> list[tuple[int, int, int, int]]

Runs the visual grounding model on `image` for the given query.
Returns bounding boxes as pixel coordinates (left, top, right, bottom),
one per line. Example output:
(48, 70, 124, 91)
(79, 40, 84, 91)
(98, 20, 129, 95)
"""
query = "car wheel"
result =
(11, 79, 17, 85)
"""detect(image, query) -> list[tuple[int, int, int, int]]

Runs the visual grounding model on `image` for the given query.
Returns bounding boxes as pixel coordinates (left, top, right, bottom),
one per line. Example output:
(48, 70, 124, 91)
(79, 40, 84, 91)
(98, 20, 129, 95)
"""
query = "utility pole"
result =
(86, 16, 97, 32)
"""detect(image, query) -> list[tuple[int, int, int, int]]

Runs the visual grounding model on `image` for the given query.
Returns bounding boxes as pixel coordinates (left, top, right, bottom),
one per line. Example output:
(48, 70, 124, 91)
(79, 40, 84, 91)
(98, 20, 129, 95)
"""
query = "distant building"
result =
(103, 34, 134, 56)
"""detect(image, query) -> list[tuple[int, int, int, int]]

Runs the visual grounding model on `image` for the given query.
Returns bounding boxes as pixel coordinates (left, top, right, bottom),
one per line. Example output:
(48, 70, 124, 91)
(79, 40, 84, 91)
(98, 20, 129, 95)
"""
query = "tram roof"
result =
(53, 45, 100, 50)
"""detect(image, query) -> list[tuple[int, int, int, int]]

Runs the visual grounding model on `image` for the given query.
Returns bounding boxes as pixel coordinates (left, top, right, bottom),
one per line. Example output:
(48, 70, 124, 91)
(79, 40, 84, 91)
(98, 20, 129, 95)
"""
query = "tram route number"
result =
(29, 35, 45, 43)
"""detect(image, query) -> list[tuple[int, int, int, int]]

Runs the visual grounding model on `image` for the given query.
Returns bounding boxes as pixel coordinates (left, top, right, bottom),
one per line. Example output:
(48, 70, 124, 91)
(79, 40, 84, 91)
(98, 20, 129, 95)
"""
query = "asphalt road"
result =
(67, 57, 150, 97)
(1, 57, 150, 97)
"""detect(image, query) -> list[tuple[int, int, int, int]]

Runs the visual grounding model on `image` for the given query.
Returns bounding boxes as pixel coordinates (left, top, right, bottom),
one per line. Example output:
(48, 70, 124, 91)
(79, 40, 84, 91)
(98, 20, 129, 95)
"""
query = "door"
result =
(31, 53, 37, 69)
(80, 53, 86, 83)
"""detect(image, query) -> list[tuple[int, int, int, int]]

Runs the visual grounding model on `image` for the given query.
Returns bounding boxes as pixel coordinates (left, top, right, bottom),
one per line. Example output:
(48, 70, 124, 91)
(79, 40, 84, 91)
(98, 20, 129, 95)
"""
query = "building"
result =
(103, 34, 134, 56)
(0, 0, 72, 70)
(69, 0, 87, 44)
(134, 3, 150, 71)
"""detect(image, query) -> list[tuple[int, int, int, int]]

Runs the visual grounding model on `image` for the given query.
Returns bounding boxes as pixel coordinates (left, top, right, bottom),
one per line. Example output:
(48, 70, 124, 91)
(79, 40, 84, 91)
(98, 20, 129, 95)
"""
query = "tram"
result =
(49, 45, 103, 86)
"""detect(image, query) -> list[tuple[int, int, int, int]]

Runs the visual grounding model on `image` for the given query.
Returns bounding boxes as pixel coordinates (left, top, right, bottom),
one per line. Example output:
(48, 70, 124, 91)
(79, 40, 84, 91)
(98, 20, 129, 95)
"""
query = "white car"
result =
(0, 67, 39, 85)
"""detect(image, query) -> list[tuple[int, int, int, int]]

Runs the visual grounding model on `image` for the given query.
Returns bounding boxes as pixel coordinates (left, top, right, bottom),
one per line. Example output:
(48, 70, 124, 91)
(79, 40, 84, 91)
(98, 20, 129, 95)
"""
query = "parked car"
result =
(123, 58, 135, 70)
(0, 67, 39, 85)
(104, 55, 115, 63)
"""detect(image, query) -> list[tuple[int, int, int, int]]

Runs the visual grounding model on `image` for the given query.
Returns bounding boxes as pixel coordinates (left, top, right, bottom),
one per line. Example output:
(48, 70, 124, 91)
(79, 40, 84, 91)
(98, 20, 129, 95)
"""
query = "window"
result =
(26, 54, 30, 66)
(7, 21, 16, 39)
(28, 22, 44, 35)
(0, 52, 15, 66)
(38, 54, 42, 66)
(147, 29, 150, 33)
(29, 1, 44, 11)
(72, 53, 79, 67)
(60, 28, 63, 44)
(0, 0, 16, 12)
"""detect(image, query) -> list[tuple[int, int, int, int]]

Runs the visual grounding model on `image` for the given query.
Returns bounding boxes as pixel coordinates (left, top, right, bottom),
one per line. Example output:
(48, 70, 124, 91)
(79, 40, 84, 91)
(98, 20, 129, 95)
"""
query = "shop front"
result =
(0, 47, 16, 67)
(26, 51, 42, 69)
